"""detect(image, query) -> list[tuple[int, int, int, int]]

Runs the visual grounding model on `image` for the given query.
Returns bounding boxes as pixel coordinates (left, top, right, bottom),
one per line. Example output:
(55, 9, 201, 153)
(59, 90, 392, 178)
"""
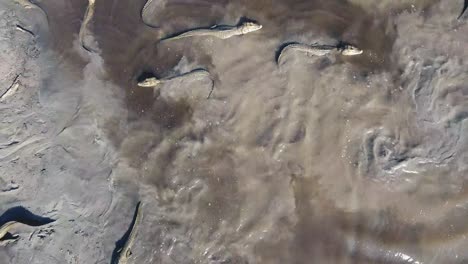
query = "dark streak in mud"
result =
(459, 0, 468, 19)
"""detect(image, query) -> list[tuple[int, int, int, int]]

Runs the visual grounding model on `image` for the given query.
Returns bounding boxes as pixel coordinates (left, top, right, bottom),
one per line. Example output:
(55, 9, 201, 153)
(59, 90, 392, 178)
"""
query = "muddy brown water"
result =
(6, 0, 468, 263)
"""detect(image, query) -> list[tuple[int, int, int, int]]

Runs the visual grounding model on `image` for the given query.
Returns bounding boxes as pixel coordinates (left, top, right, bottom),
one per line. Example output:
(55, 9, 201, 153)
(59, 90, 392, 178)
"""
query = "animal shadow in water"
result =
(110, 201, 141, 264)
(0, 206, 55, 226)
(459, 0, 468, 19)
(0, 206, 55, 241)
(137, 71, 158, 83)
(238, 16, 259, 25)
(1, 233, 18, 240)
(336, 40, 358, 49)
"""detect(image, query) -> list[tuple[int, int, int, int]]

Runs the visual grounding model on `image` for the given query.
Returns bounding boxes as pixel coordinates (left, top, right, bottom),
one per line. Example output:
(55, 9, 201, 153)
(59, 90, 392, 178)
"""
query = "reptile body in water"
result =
(141, 0, 158, 28)
(159, 21, 262, 42)
(79, 0, 97, 52)
(0, 221, 21, 241)
(112, 202, 143, 264)
(137, 69, 214, 98)
(277, 42, 363, 64)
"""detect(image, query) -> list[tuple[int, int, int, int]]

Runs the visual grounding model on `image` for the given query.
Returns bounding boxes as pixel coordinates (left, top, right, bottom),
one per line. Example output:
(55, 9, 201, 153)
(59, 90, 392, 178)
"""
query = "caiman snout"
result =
(137, 77, 161, 87)
(240, 22, 263, 34)
(340, 45, 363, 56)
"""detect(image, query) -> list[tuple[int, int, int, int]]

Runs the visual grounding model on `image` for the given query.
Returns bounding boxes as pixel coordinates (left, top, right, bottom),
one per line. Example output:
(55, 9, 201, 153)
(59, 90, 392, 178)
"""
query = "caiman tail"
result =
(277, 43, 335, 64)
(159, 29, 218, 42)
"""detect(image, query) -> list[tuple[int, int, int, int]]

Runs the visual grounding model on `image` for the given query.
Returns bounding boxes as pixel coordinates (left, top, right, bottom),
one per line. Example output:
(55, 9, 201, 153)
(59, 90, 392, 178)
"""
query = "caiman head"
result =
(339, 44, 363, 56)
(137, 77, 161, 88)
(239, 21, 263, 34)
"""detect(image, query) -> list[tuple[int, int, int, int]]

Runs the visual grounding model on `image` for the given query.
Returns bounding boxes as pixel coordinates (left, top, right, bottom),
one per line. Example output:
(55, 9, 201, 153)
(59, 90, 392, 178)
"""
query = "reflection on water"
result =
(6, 0, 468, 263)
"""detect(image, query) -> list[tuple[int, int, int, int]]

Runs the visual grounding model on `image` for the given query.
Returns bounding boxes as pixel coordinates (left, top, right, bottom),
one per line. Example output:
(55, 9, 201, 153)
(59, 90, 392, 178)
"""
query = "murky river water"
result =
(1, 0, 468, 263)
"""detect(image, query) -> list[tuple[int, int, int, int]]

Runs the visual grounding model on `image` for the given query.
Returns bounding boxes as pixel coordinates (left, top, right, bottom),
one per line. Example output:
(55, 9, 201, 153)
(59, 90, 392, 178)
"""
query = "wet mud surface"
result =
(0, 0, 468, 263)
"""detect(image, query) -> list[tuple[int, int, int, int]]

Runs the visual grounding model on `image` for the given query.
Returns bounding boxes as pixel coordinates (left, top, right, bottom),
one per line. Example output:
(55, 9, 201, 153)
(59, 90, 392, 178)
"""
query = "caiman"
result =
(141, 0, 159, 28)
(277, 42, 363, 64)
(79, 0, 97, 52)
(114, 202, 143, 264)
(137, 69, 214, 98)
(160, 21, 262, 42)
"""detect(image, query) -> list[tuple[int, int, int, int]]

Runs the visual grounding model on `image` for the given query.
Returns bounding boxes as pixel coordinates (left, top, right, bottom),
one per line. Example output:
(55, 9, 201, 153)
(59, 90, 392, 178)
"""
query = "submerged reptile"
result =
(277, 42, 363, 64)
(160, 21, 262, 42)
(79, 0, 97, 52)
(137, 69, 215, 98)
(115, 202, 143, 264)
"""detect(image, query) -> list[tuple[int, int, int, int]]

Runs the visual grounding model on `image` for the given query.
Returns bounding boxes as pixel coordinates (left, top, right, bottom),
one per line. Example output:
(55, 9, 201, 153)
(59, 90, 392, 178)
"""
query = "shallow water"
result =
(1, 0, 468, 263)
